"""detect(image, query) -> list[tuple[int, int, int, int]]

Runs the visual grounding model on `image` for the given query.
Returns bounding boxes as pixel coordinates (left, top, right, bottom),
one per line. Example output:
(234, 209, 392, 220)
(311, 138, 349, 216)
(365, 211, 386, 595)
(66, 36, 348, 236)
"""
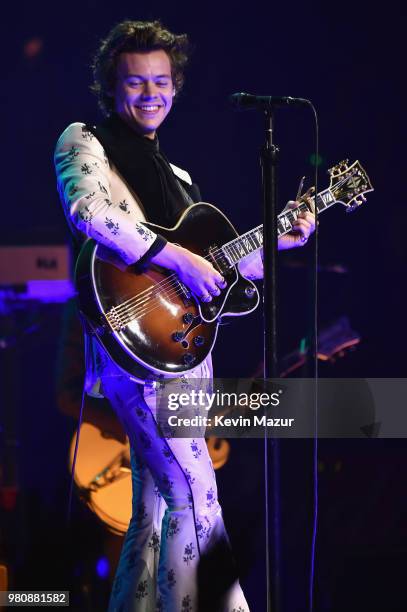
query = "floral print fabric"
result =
(101, 358, 249, 611)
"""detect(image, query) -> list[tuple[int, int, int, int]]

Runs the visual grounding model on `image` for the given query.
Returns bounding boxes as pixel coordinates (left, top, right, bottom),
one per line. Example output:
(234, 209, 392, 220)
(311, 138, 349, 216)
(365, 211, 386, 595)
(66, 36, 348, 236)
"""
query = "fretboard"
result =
(222, 187, 336, 266)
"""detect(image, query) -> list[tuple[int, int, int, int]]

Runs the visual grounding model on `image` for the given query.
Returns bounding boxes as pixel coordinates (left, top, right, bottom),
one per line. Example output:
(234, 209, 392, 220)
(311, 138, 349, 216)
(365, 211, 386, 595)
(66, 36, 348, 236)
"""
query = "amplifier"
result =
(0, 246, 74, 303)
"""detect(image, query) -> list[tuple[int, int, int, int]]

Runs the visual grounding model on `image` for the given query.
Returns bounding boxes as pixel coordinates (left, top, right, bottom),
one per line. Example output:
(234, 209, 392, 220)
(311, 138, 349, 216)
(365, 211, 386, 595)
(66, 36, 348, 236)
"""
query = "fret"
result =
(229, 243, 240, 264)
(236, 238, 249, 257)
(251, 227, 263, 248)
(315, 194, 326, 212)
(224, 244, 234, 264)
(246, 232, 257, 251)
(277, 218, 285, 236)
(223, 244, 234, 265)
(245, 231, 256, 250)
(315, 189, 335, 212)
(241, 235, 253, 253)
(257, 229, 264, 246)
(277, 201, 312, 237)
(235, 242, 247, 258)
(286, 211, 296, 225)
(278, 213, 293, 234)
(222, 185, 339, 266)
(218, 161, 372, 269)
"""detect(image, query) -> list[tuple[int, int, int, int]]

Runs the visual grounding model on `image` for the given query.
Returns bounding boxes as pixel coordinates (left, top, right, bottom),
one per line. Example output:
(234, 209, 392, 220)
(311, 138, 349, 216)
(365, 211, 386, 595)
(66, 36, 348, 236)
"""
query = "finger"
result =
(298, 211, 314, 219)
(293, 218, 311, 232)
(205, 280, 221, 296)
(292, 221, 311, 241)
(299, 211, 316, 225)
(214, 272, 226, 286)
(194, 284, 213, 302)
(199, 291, 212, 303)
(296, 214, 315, 233)
(216, 276, 227, 289)
(292, 229, 309, 244)
(283, 200, 300, 211)
(296, 205, 315, 221)
(209, 286, 221, 297)
(290, 232, 307, 244)
(304, 196, 316, 214)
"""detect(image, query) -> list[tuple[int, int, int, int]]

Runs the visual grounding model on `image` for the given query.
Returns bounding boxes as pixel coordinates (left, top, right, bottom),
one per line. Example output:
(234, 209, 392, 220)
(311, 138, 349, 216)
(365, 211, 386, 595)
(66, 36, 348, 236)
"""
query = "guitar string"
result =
(109, 278, 209, 326)
(111, 286, 184, 324)
(109, 186, 341, 326)
(110, 184, 344, 317)
(108, 223, 267, 323)
(109, 195, 327, 315)
(108, 196, 328, 322)
(107, 176, 352, 321)
(113, 285, 198, 328)
(108, 201, 311, 319)
(109, 201, 317, 322)
(109, 208, 298, 318)
(113, 178, 350, 315)
(109, 219, 277, 323)
(108, 236, 251, 319)
(112, 269, 249, 329)
(116, 219, 267, 309)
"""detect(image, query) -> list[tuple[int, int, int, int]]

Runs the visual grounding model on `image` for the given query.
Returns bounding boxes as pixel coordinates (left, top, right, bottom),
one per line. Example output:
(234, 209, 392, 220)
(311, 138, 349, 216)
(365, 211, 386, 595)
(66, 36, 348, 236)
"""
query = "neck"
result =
(221, 187, 337, 266)
(113, 113, 156, 140)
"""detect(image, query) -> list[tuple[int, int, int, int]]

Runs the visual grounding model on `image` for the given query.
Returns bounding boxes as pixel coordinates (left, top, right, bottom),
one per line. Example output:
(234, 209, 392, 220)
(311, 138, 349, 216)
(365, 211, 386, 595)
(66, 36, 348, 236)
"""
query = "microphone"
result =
(230, 92, 309, 110)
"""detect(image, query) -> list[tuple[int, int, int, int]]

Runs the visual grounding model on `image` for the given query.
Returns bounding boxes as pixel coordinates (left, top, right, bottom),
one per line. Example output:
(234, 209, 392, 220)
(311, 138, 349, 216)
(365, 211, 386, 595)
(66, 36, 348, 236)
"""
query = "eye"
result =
(156, 80, 170, 87)
(127, 80, 143, 88)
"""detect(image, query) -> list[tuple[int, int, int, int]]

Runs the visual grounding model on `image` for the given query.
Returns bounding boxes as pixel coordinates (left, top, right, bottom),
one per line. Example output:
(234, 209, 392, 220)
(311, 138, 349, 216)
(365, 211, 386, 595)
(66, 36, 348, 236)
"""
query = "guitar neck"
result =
(222, 187, 336, 266)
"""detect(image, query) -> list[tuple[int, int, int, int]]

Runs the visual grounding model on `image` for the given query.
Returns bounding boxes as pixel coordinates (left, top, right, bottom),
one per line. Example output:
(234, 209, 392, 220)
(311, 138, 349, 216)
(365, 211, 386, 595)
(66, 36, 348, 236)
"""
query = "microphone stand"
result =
(261, 109, 281, 612)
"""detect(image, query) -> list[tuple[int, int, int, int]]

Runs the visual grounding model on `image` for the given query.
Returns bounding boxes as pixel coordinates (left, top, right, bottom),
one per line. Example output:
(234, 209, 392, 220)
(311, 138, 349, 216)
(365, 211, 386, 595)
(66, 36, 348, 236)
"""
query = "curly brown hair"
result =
(91, 20, 190, 115)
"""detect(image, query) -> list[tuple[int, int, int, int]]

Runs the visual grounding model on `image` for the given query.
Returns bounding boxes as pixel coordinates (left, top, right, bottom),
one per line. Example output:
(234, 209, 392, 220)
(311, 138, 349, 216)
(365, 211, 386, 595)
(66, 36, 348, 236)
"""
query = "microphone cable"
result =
(66, 315, 88, 526)
(305, 99, 320, 612)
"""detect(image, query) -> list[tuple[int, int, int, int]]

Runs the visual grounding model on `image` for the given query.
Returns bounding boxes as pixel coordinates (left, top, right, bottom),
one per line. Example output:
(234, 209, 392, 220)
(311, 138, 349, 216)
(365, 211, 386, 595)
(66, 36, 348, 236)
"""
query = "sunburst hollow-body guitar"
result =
(75, 160, 373, 380)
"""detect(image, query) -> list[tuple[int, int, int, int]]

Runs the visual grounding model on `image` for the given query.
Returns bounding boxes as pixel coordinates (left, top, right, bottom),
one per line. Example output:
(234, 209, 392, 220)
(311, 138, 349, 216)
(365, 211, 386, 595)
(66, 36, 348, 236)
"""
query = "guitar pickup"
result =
(208, 245, 231, 275)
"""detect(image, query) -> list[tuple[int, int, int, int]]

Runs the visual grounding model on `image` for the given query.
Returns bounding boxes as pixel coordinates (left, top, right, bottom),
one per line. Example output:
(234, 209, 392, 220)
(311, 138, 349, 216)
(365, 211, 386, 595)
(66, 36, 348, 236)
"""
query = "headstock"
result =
(328, 159, 374, 212)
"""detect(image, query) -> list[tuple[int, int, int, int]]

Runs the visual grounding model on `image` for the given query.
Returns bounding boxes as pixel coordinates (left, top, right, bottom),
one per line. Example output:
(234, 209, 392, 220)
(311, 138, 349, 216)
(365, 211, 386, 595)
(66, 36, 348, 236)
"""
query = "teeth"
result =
(138, 105, 160, 111)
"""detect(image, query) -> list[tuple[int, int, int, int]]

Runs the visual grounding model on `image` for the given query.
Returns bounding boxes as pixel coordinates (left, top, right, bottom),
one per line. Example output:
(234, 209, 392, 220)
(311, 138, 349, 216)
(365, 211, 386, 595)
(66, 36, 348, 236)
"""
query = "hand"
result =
(277, 199, 316, 250)
(151, 243, 227, 302)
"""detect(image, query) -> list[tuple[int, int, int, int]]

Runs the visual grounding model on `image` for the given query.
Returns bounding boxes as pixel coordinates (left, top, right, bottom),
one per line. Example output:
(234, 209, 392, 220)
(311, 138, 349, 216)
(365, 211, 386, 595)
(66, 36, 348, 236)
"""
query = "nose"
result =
(142, 80, 158, 100)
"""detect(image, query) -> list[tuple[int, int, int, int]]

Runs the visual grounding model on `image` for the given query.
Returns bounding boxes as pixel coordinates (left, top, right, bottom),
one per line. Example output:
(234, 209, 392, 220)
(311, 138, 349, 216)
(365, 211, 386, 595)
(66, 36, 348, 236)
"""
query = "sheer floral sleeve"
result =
(54, 122, 157, 265)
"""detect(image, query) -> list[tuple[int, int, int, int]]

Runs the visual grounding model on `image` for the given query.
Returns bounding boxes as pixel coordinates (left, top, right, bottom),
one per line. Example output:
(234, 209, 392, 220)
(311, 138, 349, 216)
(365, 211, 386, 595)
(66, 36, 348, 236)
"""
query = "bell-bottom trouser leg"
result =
(101, 362, 249, 612)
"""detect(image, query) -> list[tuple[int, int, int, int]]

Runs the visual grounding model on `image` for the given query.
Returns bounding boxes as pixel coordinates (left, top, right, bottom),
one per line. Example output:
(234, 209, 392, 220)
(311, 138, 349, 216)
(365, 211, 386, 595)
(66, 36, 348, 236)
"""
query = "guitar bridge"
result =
(105, 306, 126, 331)
(177, 280, 192, 299)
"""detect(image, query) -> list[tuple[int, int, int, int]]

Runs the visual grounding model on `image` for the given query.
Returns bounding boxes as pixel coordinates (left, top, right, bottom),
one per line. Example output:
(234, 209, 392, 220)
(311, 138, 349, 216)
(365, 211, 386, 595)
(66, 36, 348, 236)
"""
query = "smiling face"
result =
(113, 49, 175, 138)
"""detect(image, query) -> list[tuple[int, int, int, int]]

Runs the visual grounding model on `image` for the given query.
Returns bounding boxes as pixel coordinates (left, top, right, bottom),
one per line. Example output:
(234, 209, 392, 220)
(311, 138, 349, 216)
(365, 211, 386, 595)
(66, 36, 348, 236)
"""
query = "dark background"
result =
(0, 1, 406, 610)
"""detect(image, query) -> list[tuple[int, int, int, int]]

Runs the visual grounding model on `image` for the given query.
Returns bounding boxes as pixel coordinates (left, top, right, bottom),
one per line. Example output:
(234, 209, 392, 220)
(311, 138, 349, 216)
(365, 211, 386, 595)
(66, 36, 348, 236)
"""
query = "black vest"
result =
(87, 114, 201, 227)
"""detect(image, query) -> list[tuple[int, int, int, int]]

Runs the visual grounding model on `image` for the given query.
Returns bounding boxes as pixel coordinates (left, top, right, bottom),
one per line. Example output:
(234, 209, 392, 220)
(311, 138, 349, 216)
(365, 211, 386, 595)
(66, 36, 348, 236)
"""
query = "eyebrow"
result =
(125, 74, 172, 79)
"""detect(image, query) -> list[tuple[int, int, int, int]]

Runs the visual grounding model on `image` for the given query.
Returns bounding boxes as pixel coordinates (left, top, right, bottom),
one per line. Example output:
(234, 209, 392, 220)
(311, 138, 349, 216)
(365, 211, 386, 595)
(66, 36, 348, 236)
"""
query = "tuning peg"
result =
(346, 195, 365, 212)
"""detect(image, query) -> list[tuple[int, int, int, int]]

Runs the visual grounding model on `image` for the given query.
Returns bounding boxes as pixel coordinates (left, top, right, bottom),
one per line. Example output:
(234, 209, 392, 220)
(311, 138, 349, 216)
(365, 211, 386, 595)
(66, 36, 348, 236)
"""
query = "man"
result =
(54, 20, 315, 612)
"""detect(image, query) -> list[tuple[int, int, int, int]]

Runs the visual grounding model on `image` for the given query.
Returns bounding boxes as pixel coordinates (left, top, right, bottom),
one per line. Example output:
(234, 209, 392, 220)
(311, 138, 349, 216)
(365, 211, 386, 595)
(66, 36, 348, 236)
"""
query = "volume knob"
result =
(183, 312, 194, 324)
(193, 336, 205, 347)
(172, 331, 184, 342)
(183, 353, 195, 366)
